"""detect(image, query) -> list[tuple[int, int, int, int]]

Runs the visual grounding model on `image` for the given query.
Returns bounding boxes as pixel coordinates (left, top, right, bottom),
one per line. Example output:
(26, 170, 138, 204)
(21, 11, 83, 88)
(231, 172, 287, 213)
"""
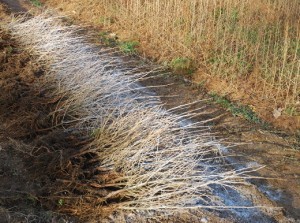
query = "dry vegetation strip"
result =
(6, 13, 256, 220)
(43, 0, 300, 125)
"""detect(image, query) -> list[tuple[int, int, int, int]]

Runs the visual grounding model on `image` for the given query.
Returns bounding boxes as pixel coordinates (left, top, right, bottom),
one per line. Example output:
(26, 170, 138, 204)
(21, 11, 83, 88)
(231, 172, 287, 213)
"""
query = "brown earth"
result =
(0, 22, 65, 222)
(0, 1, 299, 223)
(0, 0, 27, 12)
(0, 10, 83, 221)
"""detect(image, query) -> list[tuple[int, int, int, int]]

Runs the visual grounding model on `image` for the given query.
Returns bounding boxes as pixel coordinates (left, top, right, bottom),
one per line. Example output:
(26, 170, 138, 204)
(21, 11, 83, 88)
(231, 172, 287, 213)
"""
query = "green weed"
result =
(29, 0, 42, 7)
(119, 41, 139, 54)
(98, 31, 117, 46)
(290, 39, 300, 57)
(174, 18, 185, 27)
(57, 199, 64, 206)
(90, 128, 101, 137)
(230, 8, 239, 23)
(98, 33, 140, 54)
(210, 93, 262, 124)
(170, 57, 191, 70)
(5, 46, 13, 56)
(214, 7, 226, 21)
(285, 107, 299, 116)
(170, 57, 195, 75)
(243, 28, 259, 44)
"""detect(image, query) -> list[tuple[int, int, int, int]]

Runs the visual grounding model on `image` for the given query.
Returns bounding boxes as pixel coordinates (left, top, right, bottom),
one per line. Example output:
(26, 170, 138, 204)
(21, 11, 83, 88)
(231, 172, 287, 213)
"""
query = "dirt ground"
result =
(0, 1, 299, 223)
(0, 14, 79, 222)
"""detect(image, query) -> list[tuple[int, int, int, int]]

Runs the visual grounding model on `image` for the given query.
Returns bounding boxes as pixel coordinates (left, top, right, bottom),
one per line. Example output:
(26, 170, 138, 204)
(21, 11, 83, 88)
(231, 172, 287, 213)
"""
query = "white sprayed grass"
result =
(8, 13, 253, 211)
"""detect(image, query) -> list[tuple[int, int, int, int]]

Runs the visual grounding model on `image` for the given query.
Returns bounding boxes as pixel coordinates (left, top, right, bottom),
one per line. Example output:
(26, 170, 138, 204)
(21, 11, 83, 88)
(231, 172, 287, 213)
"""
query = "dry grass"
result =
(45, 0, 300, 113)
(7, 13, 258, 219)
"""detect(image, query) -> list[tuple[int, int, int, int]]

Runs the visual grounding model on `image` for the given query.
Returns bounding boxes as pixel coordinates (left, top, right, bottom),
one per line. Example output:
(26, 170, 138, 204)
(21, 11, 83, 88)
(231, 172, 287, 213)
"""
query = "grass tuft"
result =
(119, 40, 139, 54)
(170, 57, 195, 74)
(29, 0, 42, 7)
(210, 93, 262, 124)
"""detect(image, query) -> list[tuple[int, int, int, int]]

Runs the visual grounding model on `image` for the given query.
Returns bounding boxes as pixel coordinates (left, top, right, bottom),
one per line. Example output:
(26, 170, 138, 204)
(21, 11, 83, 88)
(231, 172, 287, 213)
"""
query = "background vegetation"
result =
(41, 0, 300, 132)
(53, 0, 299, 110)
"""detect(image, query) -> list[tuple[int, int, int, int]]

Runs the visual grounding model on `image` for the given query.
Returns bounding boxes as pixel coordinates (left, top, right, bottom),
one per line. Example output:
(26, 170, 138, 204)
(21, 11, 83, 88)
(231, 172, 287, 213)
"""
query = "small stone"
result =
(273, 107, 283, 119)
(201, 217, 208, 223)
(109, 33, 117, 39)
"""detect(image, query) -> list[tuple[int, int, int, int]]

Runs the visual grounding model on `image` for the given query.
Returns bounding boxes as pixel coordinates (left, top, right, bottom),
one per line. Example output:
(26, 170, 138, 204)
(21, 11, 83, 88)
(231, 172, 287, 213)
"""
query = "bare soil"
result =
(0, 0, 27, 12)
(0, 1, 299, 223)
(0, 23, 68, 222)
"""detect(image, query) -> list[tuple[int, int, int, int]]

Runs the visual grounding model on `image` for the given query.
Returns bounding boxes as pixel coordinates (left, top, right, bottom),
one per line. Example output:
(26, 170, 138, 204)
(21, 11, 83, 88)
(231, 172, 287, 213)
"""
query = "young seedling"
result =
(170, 57, 195, 75)
(210, 93, 262, 124)
(119, 41, 139, 54)
(99, 31, 118, 46)
(29, 0, 42, 7)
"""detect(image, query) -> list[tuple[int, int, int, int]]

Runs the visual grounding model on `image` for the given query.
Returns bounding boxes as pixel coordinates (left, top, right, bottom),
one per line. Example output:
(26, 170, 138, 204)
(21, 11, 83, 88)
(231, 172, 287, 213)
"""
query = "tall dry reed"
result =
(45, 0, 300, 110)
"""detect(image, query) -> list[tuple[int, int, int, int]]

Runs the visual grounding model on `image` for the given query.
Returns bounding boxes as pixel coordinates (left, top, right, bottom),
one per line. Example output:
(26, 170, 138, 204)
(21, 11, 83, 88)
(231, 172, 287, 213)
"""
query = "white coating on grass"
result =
(9, 13, 253, 211)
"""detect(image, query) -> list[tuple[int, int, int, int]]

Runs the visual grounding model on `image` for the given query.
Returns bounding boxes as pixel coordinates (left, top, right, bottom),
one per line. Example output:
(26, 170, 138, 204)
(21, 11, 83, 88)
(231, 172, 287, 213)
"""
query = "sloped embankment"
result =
(0, 11, 295, 222)
(0, 26, 77, 222)
(5, 12, 243, 219)
(41, 0, 300, 133)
